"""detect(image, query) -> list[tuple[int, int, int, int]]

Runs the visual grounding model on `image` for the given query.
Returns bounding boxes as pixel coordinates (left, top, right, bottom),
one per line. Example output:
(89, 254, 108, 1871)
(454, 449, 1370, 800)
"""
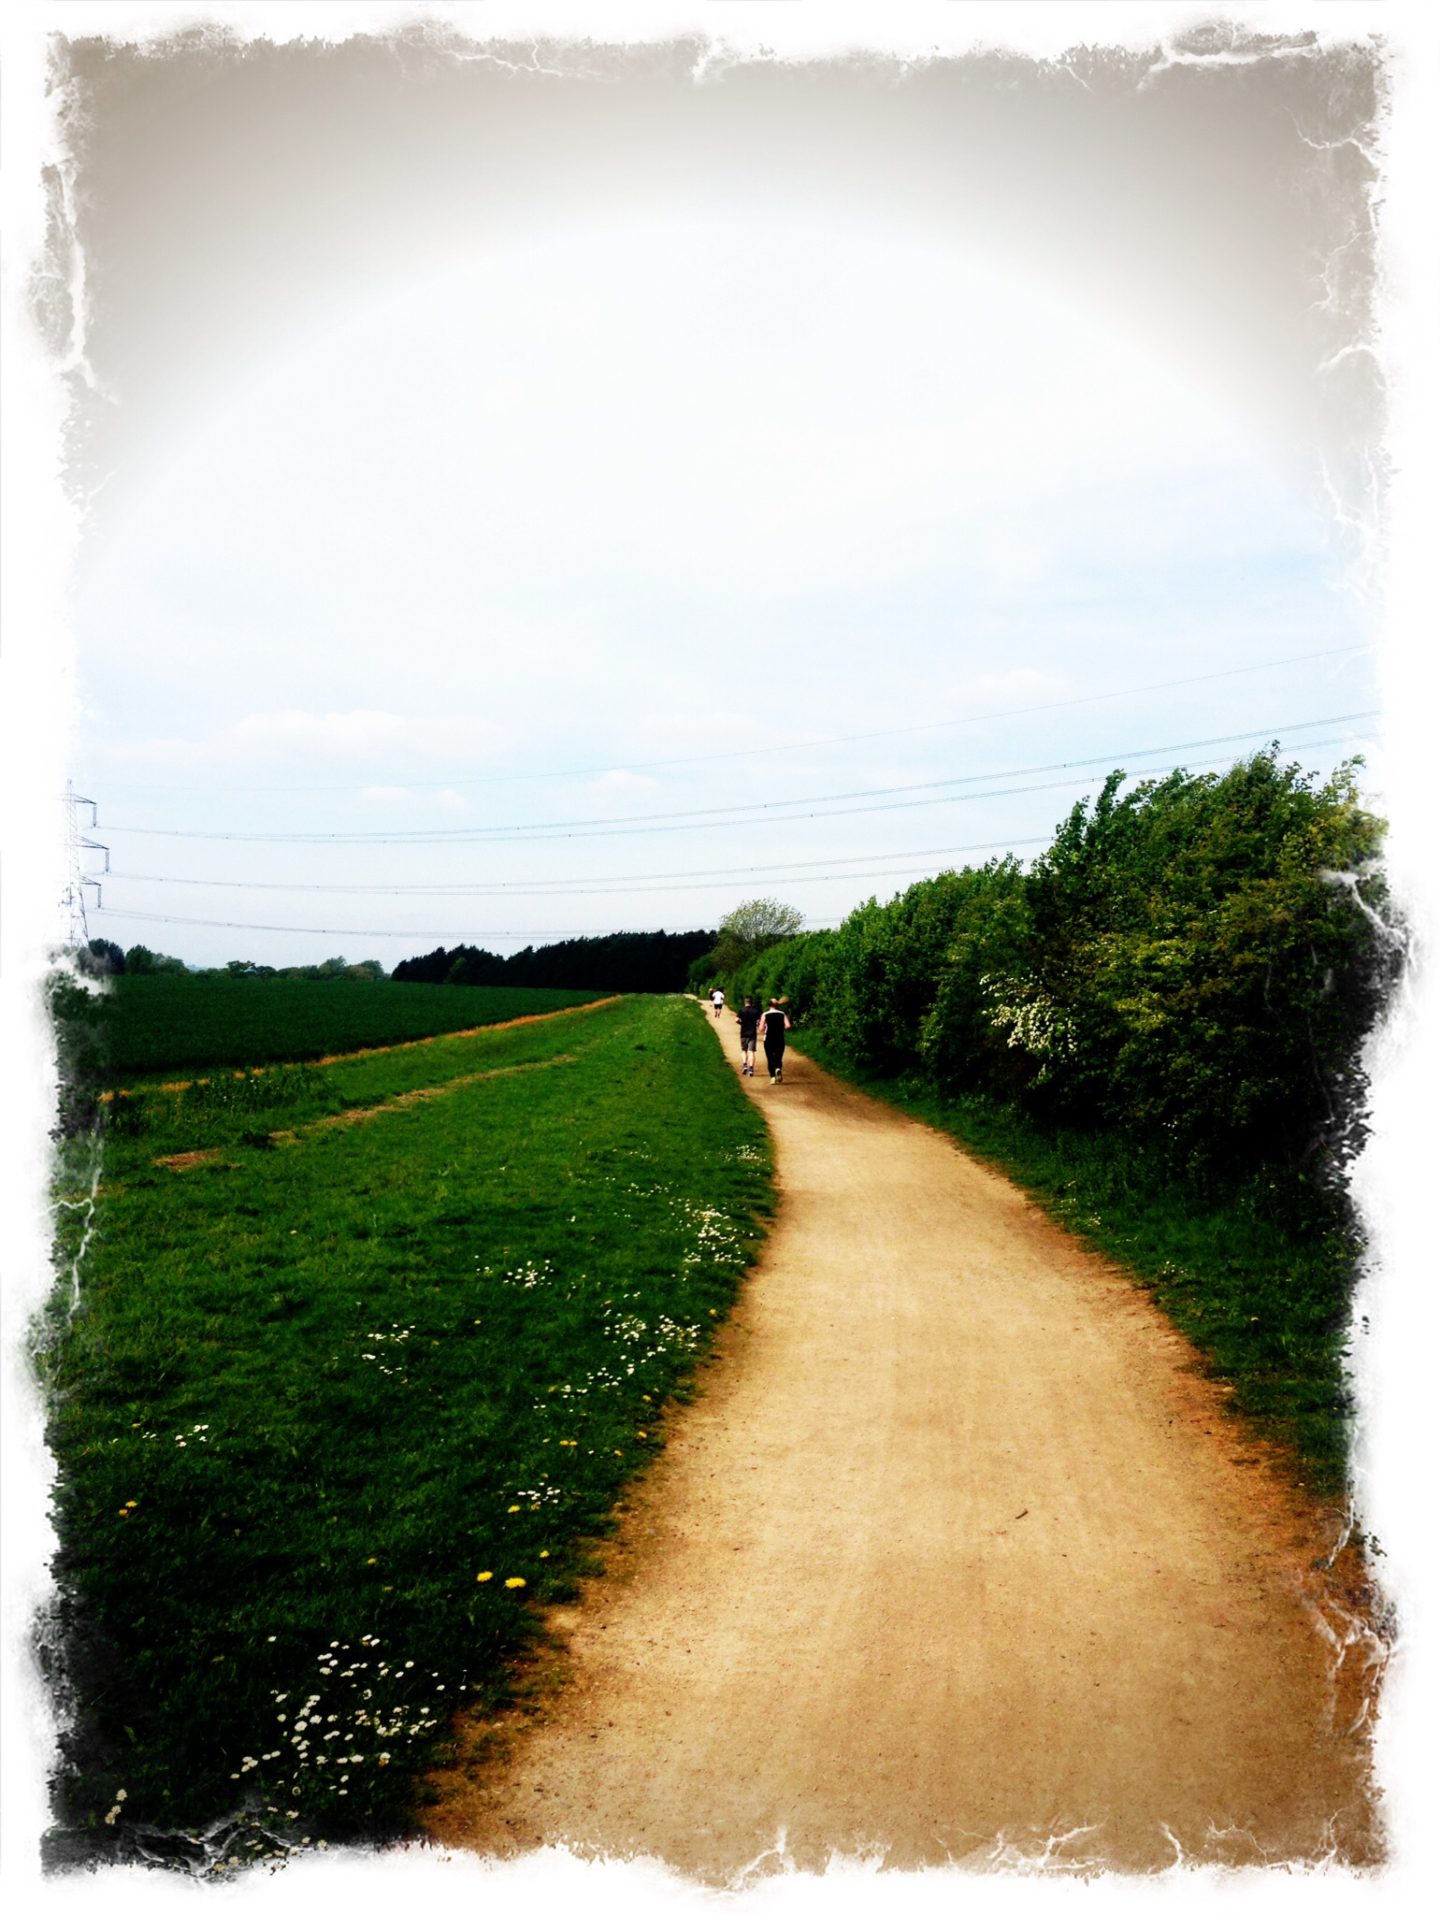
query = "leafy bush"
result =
(731, 930, 837, 1022)
(759, 751, 1398, 1203)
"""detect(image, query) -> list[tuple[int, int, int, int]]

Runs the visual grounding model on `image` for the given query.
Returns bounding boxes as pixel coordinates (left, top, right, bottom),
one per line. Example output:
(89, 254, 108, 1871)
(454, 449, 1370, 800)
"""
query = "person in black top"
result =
(761, 998, 791, 1083)
(735, 995, 760, 1076)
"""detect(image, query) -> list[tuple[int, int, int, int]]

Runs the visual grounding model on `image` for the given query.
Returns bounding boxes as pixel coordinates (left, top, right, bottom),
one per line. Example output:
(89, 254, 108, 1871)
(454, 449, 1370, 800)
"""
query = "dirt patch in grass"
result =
(310, 999, 620, 1067)
(154, 1055, 580, 1166)
(302, 1055, 579, 1128)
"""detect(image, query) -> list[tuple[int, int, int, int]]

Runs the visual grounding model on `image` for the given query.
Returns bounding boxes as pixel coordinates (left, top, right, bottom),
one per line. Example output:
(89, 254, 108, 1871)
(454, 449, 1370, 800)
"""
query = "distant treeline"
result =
(79, 943, 387, 983)
(393, 928, 716, 995)
(732, 752, 1398, 1204)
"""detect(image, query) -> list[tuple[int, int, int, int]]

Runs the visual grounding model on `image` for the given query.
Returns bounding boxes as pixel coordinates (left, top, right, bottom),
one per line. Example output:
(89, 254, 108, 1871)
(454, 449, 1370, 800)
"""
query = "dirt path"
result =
(421, 1012, 1381, 1879)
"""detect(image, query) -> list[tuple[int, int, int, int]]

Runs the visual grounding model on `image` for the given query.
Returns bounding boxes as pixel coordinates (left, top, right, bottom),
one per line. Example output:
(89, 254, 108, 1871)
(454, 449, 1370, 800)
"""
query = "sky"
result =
(46, 8, 1388, 967)
(3, 5, 1438, 1914)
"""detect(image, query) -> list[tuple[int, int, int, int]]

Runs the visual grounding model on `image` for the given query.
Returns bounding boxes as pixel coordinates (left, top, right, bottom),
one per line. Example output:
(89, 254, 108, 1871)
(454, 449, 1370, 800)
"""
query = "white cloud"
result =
(354, 784, 471, 813)
(593, 769, 660, 794)
(356, 783, 419, 805)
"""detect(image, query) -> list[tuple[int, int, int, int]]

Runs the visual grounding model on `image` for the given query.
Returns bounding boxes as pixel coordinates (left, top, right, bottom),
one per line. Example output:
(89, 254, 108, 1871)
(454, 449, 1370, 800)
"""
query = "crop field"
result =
(42, 993, 771, 1870)
(59, 974, 607, 1080)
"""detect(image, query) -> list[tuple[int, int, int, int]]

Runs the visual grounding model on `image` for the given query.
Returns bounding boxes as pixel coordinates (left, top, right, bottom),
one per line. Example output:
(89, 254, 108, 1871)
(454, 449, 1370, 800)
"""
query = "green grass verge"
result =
(41, 996, 771, 1870)
(791, 1031, 1358, 1501)
(57, 975, 607, 1081)
(100, 998, 628, 1158)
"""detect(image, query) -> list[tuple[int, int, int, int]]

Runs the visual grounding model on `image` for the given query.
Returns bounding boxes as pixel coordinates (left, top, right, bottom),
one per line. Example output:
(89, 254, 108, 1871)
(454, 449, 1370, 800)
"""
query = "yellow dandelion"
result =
(476, 1571, 493, 1582)
(125, 1500, 138, 1508)
(637, 1431, 648, 1440)
(539, 1550, 550, 1559)
(366, 1557, 377, 1566)
(507, 1504, 520, 1514)
(504, 1577, 526, 1590)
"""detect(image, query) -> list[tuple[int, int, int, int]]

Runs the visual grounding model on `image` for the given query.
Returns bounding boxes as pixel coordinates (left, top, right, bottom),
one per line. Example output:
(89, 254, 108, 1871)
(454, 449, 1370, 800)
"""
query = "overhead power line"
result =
(112, 835, 1053, 897)
(93, 734, 1380, 945)
(107, 858, 1041, 902)
(88, 643, 1369, 795)
(103, 714, 1378, 846)
(96, 909, 723, 942)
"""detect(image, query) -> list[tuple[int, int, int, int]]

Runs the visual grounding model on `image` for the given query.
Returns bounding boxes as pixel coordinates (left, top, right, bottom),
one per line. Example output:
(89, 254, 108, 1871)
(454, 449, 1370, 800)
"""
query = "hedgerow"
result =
(734, 751, 1398, 1206)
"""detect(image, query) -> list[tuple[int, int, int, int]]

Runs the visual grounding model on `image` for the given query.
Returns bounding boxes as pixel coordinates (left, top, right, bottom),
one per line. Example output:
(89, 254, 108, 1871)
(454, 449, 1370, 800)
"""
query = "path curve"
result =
(421, 1009, 1380, 1879)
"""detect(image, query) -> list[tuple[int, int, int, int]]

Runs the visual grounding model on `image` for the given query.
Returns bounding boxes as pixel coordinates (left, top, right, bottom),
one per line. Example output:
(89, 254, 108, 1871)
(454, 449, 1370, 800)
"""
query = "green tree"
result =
(710, 898, 804, 978)
(81, 939, 125, 976)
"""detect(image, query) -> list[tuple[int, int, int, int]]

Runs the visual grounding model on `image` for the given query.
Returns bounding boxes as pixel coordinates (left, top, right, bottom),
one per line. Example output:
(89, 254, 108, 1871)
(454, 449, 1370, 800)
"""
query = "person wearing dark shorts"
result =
(735, 995, 760, 1076)
(761, 998, 791, 1082)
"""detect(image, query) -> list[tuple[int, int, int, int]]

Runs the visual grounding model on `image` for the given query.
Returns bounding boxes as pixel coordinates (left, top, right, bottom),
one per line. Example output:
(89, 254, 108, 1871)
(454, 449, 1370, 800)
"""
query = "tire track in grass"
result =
(153, 1054, 580, 1171)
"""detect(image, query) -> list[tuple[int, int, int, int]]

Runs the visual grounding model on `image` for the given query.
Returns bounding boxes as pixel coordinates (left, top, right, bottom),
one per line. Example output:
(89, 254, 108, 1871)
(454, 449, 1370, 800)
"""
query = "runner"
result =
(735, 995, 760, 1076)
(761, 996, 791, 1083)
(710, 985, 726, 1019)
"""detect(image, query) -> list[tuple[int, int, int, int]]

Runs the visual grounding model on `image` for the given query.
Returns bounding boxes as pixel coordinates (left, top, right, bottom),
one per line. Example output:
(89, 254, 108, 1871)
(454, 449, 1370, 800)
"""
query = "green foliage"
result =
(917, 860, 1035, 1095)
(1016, 754, 1395, 1182)
(686, 950, 721, 994)
(42, 997, 771, 1866)
(200, 955, 388, 982)
(786, 751, 1398, 1198)
(81, 938, 126, 977)
(123, 946, 188, 977)
(733, 929, 838, 1020)
(395, 930, 713, 994)
(705, 898, 805, 979)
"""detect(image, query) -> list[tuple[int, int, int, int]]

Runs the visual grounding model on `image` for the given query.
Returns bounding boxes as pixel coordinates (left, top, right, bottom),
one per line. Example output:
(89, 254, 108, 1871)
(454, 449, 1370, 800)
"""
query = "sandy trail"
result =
(422, 1011, 1380, 1879)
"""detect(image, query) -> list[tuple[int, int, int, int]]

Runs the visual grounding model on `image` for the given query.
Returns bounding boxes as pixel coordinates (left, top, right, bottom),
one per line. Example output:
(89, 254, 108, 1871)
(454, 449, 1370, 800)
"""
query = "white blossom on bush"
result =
(978, 973, 1076, 1083)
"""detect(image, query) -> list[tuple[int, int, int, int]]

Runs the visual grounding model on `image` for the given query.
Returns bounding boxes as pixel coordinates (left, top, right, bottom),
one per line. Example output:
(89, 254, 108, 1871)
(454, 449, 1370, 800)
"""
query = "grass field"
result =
(42, 994, 771, 1870)
(56, 974, 607, 1080)
(791, 1032, 1359, 1499)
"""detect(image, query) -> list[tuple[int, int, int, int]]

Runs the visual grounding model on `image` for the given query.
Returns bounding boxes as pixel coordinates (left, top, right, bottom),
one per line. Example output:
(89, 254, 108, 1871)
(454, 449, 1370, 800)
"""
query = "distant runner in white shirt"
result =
(710, 986, 726, 1018)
